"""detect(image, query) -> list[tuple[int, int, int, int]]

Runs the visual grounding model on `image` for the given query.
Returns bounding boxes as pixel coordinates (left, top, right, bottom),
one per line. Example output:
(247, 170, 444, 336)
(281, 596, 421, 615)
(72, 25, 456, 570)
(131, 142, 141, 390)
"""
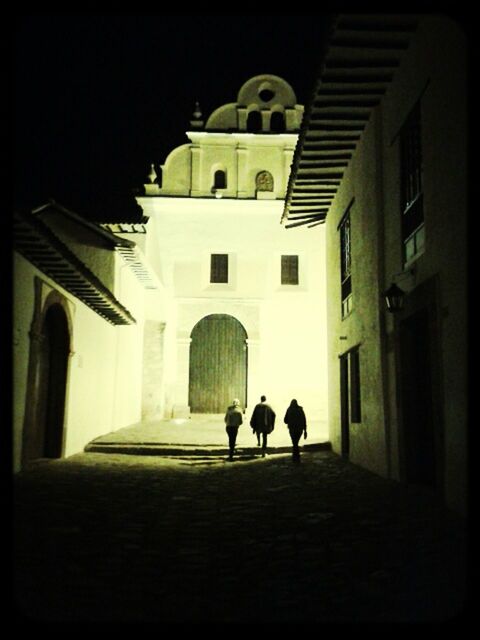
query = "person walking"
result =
(250, 395, 276, 457)
(224, 398, 243, 461)
(284, 399, 307, 462)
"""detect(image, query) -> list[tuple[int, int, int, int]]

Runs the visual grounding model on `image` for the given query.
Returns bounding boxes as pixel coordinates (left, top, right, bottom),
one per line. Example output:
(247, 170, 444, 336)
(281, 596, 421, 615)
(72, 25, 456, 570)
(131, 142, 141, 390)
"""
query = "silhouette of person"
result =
(250, 395, 276, 457)
(284, 399, 307, 462)
(224, 398, 243, 461)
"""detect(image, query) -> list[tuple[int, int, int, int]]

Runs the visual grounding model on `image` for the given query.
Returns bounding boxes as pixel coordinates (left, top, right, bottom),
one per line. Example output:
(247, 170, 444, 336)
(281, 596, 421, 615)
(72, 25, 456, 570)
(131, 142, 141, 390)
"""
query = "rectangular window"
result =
(339, 211, 352, 318)
(210, 254, 228, 283)
(281, 255, 299, 285)
(400, 102, 424, 264)
(350, 347, 361, 423)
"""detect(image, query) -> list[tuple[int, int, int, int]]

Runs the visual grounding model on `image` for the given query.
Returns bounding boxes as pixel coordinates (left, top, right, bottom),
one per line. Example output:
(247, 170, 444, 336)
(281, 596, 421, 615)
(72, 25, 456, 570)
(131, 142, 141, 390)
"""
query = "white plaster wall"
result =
(110, 253, 146, 429)
(63, 301, 117, 455)
(13, 251, 147, 469)
(137, 196, 328, 423)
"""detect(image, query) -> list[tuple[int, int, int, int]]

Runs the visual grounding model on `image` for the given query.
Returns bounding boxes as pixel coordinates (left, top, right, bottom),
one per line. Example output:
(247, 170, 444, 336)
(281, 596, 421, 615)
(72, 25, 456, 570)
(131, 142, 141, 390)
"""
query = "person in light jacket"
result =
(224, 398, 243, 461)
(284, 399, 307, 462)
(250, 395, 276, 457)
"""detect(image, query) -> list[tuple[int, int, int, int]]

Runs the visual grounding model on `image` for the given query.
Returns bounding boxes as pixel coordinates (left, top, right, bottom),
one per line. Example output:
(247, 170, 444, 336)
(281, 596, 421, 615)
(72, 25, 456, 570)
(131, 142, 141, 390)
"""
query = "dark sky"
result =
(14, 14, 333, 221)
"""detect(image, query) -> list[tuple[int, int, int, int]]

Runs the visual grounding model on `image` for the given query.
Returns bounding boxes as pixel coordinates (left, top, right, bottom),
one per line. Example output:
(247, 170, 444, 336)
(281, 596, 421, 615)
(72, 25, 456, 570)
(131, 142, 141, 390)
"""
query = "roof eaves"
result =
(33, 198, 136, 248)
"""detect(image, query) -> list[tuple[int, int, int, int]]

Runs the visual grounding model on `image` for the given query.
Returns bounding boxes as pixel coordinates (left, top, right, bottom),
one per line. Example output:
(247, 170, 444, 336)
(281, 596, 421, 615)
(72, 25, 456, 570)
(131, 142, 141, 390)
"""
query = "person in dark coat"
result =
(224, 398, 243, 461)
(250, 395, 276, 457)
(284, 399, 307, 462)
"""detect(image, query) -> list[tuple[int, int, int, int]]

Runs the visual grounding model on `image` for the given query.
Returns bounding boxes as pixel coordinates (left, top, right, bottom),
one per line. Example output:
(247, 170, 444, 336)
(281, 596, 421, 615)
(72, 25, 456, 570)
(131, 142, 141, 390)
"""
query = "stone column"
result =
(285, 108, 297, 131)
(261, 110, 270, 132)
(142, 320, 166, 420)
(245, 338, 261, 414)
(172, 337, 192, 418)
(237, 147, 249, 198)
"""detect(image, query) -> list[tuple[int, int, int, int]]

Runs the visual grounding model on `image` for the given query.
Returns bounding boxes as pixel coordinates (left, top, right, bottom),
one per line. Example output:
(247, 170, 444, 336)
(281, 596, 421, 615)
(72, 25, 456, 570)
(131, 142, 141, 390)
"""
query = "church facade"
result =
(134, 75, 329, 422)
(13, 75, 329, 472)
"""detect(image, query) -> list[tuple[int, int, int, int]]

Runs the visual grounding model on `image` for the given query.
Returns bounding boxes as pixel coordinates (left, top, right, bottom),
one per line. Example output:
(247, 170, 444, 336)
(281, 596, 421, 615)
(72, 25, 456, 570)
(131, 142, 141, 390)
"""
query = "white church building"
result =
(133, 74, 328, 421)
(13, 74, 328, 470)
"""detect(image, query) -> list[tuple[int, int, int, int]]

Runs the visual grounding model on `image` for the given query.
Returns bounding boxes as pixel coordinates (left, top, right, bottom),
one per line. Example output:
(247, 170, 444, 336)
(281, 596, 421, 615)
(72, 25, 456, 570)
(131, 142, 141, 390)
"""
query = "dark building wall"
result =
(326, 15, 467, 514)
(382, 15, 467, 513)
(326, 107, 388, 477)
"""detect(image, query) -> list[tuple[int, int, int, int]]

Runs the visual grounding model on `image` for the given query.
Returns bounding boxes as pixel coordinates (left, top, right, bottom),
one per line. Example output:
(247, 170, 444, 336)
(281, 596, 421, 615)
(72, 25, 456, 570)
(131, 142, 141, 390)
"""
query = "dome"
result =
(237, 74, 297, 107)
(205, 74, 302, 132)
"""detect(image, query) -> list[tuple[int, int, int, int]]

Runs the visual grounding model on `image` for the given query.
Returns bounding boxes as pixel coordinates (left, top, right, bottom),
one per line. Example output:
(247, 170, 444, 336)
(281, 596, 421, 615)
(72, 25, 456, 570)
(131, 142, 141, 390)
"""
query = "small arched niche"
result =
(270, 110, 286, 133)
(247, 110, 262, 133)
(213, 169, 227, 189)
(255, 170, 274, 197)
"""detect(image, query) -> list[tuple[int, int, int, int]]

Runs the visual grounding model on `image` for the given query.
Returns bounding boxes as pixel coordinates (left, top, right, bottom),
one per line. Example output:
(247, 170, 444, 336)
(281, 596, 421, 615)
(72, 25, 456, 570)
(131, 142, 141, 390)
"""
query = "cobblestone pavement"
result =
(13, 449, 468, 625)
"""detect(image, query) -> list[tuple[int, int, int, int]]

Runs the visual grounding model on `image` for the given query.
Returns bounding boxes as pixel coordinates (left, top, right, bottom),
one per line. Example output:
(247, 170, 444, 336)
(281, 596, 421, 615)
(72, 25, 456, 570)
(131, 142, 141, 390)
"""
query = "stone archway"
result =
(22, 284, 72, 465)
(189, 314, 247, 413)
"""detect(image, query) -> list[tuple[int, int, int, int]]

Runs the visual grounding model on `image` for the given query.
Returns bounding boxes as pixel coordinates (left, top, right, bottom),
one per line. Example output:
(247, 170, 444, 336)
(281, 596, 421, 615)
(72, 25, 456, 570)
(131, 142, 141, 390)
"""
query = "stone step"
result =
(84, 442, 332, 457)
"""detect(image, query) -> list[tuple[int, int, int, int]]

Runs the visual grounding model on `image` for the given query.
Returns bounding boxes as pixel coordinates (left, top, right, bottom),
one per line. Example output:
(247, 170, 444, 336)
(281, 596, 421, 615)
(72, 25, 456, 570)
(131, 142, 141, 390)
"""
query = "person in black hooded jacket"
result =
(284, 399, 307, 462)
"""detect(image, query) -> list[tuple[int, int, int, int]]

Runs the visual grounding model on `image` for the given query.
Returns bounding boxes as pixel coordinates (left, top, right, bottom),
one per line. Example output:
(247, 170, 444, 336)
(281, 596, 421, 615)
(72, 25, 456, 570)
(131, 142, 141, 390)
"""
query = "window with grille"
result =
(400, 102, 424, 263)
(281, 255, 299, 285)
(210, 254, 229, 283)
(340, 212, 352, 318)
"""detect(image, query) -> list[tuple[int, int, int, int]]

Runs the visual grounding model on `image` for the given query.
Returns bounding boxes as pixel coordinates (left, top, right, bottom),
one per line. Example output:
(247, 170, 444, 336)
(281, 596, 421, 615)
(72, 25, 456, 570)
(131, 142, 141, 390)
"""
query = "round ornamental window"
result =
(259, 88, 275, 102)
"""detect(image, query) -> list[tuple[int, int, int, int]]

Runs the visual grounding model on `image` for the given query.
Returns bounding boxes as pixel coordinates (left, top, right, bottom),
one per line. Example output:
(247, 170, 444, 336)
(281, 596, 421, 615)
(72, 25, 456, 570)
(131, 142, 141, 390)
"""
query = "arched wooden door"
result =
(189, 314, 247, 413)
(37, 303, 70, 458)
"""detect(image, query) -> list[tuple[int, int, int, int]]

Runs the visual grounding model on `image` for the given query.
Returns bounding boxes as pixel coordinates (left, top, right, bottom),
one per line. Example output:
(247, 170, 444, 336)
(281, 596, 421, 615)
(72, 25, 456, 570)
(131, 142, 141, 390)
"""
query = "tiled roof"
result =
(14, 208, 136, 325)
(282, 14, 418, 228)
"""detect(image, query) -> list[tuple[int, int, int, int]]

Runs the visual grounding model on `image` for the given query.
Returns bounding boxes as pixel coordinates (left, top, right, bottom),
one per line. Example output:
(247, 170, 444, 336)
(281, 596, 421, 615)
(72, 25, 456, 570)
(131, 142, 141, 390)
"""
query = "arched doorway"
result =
(37, 303, 70, 458)
(189, 314, 247, 413)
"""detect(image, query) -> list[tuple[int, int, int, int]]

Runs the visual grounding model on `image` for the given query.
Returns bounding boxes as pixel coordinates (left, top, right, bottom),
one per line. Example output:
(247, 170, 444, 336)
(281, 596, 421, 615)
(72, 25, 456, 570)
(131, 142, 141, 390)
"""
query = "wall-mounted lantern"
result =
(384, 267, 416, 313)
(384, 282, 406, 313)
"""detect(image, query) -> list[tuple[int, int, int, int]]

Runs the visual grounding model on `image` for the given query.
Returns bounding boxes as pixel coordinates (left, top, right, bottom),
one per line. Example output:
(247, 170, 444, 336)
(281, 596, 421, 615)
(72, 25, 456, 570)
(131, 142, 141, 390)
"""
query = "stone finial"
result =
(147, 163, 157, 184)
(144, 163, 161, 195)
(190, 100, 204, 128)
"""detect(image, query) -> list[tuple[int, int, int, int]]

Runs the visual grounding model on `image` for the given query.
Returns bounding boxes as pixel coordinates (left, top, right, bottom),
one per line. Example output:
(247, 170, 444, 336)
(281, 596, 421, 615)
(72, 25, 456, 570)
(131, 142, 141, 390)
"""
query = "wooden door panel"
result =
(189, 315, 247, 412)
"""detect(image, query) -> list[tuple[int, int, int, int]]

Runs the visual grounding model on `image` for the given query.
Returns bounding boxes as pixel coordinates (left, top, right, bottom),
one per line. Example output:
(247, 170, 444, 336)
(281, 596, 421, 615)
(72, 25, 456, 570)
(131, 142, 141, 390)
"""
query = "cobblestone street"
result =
(13, 444, 468, 625)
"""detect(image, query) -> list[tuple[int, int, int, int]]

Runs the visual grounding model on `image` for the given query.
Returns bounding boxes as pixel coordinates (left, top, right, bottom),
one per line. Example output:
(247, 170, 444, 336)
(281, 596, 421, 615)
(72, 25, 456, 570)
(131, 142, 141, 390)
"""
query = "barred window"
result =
(400, 102, 424, 263)
(281, 255, 299, 285)
(340, 212, 352, 318)
(210, 254, 228, 283)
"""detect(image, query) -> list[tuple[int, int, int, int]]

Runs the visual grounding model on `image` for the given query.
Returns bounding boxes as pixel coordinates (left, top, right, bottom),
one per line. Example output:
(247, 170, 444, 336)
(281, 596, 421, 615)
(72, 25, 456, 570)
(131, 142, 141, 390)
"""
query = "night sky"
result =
(14, 14, 333, 221)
